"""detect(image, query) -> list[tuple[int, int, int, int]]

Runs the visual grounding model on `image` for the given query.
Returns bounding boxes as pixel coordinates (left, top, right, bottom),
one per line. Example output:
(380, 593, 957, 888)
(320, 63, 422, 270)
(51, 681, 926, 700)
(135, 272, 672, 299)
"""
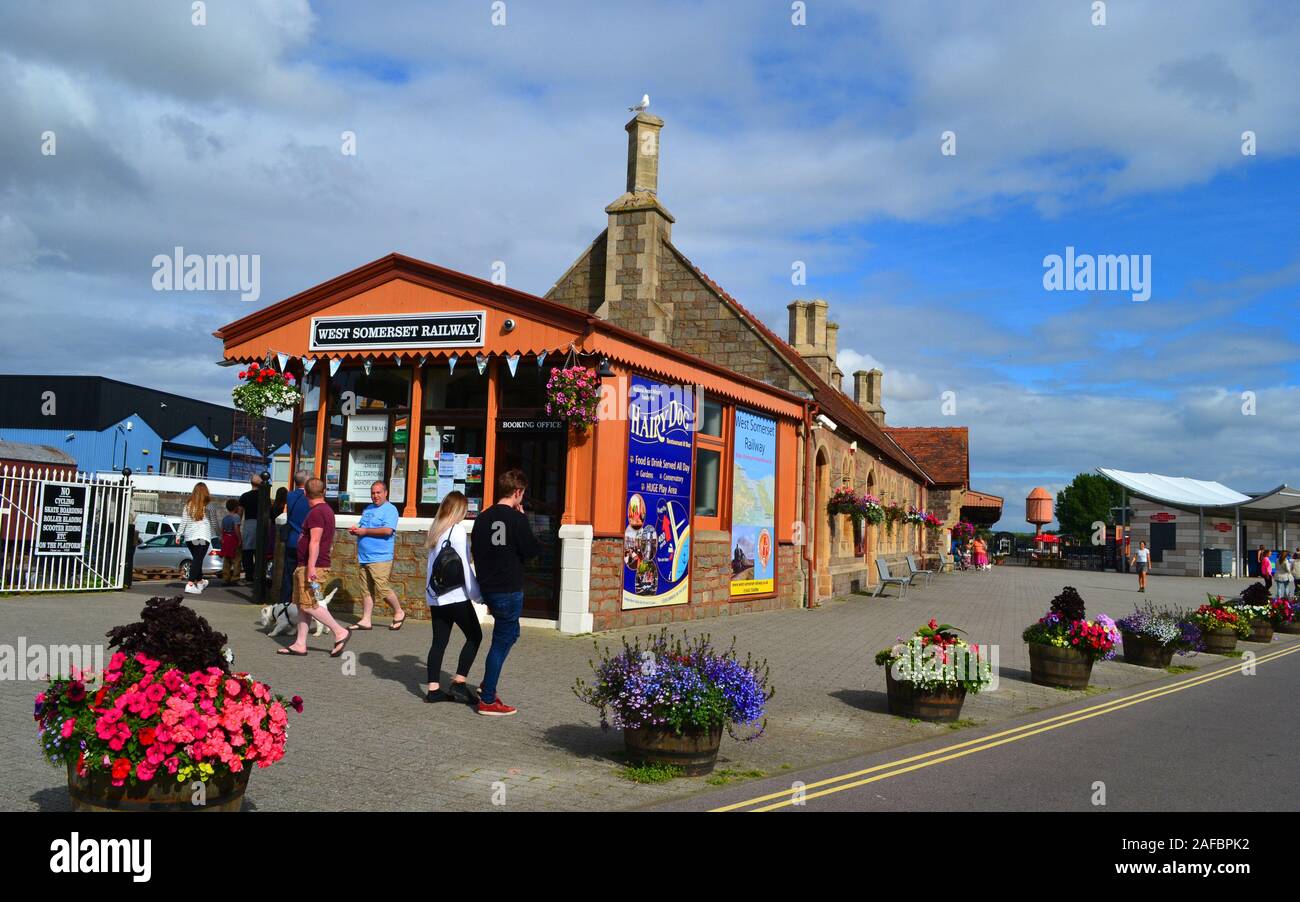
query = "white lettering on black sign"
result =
(309, 312, 486, 351)
(36, 483, 90, 556)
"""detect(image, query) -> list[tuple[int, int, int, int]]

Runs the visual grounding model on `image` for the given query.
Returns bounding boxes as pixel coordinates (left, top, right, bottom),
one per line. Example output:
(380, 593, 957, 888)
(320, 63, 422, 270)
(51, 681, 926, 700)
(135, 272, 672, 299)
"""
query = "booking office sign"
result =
(623, 376, 694, 610)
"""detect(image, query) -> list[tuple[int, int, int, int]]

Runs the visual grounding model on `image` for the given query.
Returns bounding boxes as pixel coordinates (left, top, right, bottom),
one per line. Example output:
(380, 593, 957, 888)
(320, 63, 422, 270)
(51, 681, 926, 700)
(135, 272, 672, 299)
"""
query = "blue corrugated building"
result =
(0, 375, 290, 477)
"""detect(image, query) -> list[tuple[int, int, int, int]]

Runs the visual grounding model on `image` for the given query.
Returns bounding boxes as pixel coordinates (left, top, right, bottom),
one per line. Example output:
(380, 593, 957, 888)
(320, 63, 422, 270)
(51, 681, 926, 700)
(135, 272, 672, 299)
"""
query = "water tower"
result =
(1026, 487, 1053, 537)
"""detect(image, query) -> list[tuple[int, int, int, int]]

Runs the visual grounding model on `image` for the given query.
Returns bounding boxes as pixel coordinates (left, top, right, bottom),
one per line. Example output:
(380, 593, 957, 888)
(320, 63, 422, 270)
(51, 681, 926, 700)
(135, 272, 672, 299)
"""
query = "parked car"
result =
(134, 514, 183, 540)
(132, 533, 222, 580)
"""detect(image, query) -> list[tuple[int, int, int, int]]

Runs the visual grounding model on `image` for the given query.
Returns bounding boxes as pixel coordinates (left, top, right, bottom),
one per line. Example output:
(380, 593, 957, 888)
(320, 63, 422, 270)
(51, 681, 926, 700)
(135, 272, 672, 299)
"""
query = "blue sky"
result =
(1, 0, 1297, 528)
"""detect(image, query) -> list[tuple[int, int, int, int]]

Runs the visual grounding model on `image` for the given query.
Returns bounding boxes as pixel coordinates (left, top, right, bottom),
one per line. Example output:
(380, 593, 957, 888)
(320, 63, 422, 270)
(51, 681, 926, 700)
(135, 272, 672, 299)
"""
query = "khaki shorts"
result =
(293, 566, 332, 610)
(360, 560, 394, 599)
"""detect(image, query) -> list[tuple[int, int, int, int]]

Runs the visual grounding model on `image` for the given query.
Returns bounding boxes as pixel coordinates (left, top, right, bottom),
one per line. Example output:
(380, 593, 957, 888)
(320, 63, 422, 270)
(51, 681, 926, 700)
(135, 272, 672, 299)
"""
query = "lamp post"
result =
(254, 469, 272, 603)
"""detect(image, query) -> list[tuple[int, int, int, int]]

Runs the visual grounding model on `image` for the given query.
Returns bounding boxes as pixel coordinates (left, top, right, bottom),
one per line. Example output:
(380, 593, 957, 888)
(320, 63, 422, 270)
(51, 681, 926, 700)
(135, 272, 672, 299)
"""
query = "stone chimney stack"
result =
(787, 299, 840, 385)
(626, 113, 663, 194)
(855, 368, 886, 425)
(600, 113, 675, 342)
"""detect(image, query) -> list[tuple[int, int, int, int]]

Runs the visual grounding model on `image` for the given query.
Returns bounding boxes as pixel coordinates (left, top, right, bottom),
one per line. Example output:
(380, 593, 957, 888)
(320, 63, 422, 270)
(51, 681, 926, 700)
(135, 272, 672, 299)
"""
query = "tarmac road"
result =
(662, 638, 1300, 812)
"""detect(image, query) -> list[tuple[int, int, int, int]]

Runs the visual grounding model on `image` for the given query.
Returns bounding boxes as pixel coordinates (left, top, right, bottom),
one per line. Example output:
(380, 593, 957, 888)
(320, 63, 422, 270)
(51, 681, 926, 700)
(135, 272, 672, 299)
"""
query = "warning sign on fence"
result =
(36, 482, 90, 556)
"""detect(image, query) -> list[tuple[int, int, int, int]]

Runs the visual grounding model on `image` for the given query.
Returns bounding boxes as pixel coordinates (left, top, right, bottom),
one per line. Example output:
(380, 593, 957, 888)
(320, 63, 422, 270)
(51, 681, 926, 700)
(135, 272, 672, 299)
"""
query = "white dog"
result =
(259, 587, 338, 638)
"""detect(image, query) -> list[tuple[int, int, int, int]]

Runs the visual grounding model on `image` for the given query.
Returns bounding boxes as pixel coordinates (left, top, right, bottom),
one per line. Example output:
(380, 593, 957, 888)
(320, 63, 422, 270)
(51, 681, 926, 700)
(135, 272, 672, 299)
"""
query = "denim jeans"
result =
(480, 591, 524, 704)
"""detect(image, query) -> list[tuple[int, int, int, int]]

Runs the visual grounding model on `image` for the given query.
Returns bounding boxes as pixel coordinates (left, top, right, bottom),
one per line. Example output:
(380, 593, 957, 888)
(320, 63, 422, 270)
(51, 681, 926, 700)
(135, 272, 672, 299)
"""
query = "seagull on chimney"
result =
(628, 94, 650, 113)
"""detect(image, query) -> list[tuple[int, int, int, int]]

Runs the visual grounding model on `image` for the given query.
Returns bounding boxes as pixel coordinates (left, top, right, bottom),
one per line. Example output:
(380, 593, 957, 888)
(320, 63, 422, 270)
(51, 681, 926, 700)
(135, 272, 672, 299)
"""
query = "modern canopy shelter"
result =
(1097, 468, 1300, 577)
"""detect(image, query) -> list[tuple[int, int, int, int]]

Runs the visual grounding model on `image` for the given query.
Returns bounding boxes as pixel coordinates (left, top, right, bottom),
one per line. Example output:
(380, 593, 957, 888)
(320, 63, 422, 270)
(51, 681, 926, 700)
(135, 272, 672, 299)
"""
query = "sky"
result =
(1, 0, 1297, 529)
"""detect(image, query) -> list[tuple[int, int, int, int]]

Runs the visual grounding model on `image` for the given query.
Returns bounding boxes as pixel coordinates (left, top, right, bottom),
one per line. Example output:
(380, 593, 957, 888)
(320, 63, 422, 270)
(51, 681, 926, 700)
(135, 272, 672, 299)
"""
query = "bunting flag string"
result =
(537, 350, 547, 368)
(506, 354, 520, 377)
(301, 357, 316, 376)
(328, 358, 341, 378)
(276, 352, 289, 372)
(448, 355, 457, 375)
(475, 354, 488, 376)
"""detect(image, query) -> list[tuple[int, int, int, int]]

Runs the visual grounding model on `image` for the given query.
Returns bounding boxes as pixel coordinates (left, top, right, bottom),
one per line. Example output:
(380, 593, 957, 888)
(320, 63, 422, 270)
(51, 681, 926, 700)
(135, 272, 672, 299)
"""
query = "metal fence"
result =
(0, 466, 134, 593)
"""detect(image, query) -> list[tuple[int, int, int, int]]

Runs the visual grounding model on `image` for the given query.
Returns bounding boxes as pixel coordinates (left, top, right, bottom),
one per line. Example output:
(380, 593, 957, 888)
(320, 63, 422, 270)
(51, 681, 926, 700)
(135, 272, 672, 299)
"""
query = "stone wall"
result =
(272, 528, 432, 620)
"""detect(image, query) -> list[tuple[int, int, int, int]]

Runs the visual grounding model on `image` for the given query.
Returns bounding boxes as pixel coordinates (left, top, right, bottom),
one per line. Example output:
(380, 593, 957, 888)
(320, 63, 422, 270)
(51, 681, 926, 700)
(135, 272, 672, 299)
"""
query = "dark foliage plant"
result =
(104, 596, 230, 674)
(1049, 586, 1087, 623)
(1239, 582, 1270, 606)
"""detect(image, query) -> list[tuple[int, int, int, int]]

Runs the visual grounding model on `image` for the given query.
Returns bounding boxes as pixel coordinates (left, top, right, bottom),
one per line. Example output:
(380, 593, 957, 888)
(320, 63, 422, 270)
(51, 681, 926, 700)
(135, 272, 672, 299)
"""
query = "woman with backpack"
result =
(424, 491, 483, 705)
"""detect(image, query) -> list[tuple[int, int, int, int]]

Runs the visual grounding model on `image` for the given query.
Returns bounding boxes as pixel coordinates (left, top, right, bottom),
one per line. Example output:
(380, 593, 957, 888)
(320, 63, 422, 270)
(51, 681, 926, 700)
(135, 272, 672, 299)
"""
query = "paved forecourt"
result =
(0, 564, 1267, 812)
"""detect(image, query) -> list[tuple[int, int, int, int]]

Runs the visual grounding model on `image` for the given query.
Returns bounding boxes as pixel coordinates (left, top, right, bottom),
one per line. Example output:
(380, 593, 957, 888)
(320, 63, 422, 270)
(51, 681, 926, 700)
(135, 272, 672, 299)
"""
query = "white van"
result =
(135, 514, 183, 540)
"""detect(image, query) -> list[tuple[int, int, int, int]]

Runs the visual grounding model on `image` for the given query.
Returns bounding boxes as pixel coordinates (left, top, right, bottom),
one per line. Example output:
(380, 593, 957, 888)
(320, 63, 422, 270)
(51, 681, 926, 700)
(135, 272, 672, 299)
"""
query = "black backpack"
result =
(429, 535, 466, 596)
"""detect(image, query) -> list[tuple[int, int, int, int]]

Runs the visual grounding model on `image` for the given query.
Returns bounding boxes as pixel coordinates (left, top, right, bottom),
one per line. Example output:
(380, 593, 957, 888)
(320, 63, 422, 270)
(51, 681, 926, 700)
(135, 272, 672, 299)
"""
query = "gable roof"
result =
(884, 426, 969, 487)
(661, 241, 932, 483)
(215, 253, 808, 420)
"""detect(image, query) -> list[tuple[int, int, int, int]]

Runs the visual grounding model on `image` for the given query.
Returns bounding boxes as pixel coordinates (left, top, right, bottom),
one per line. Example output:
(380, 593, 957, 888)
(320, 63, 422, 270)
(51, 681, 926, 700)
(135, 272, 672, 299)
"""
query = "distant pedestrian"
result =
(971, 536, 988, 571)
(1130, 540, 1150, 593)
(277, 477, 350, 657)
(1259, 546, 1274, 593)
(176, 482, 221, 595)
(279, 471, 310, 609)
(469, 469, 541, 717)
(219, 498, 241, 585)
(1275, 552, 1294, 600)
(239, 474, 263, 583)
(348, 480, 406, 631)
(424, 491, 483, 705)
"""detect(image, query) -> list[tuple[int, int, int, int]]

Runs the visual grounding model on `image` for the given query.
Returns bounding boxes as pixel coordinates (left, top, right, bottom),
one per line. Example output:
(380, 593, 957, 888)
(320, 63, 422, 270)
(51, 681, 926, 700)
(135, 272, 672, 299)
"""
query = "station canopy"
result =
(1097, 468, 1300, 520)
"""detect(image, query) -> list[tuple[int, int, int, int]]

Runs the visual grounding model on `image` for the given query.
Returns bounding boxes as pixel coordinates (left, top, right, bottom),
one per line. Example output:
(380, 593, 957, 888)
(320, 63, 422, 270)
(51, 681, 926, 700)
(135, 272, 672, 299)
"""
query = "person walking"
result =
(279, 471, 310, 609)
(971, 535, 988, 571)
(1130, 540, 1151, 593)
(1259, 546, 1274, 593)
(348, 480, 406, 631)
(277, 477, 350, 657)
(469, 468, 541, 717)
(219, 498, 242, 586)
(424, 491, 483, 705)
(239, 474, 263, 583)
(175, 482, 221, 595)
(1275, 551, 1294, 600)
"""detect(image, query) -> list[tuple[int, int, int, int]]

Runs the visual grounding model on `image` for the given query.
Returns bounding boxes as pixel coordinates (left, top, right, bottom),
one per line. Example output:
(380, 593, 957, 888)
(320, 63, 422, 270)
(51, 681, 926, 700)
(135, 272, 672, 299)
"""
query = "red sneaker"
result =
(477, 697, 517, 717)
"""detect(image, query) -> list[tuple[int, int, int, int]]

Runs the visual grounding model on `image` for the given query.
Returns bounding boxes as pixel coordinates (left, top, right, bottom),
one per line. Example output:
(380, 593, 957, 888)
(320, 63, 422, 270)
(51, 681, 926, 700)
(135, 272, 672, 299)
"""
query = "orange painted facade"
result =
(215, 254, 808, 631)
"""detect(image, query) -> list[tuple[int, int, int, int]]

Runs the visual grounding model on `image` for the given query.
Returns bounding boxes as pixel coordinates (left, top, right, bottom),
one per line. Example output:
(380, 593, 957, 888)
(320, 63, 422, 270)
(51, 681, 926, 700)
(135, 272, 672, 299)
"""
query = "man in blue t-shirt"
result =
(348, 480, 407, 630)
(279, 471, 311, 607)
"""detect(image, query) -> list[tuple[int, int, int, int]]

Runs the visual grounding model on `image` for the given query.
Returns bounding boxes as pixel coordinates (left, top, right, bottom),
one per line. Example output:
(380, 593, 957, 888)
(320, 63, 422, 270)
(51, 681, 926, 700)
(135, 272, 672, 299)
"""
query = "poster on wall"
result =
(347, 448, 387, 498)
(730, 409, 777, 596)
(622, 376, 695, 610)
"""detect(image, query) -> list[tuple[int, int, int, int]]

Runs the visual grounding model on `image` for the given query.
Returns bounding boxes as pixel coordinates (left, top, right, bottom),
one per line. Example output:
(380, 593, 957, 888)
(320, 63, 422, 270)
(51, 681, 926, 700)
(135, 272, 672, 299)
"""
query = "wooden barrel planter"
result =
(624, 724, 723, 776)
(66, 761, 250, 812)
(885, 670, 967, 722)
(1200, 628, 1238, 655)
(1245, 619, 1274, 643)
(1028, 643, 1093, 690)
(1278, 620, 1300, 635)
(1120, 631, 1175, 669)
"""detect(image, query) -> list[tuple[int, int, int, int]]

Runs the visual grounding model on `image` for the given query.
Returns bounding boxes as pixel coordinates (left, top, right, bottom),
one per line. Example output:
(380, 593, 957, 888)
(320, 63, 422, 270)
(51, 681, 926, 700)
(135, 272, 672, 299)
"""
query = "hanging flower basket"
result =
(882, 503, 905, 537)
(231, 363, 301, 418)
(545, 365, 601, 433)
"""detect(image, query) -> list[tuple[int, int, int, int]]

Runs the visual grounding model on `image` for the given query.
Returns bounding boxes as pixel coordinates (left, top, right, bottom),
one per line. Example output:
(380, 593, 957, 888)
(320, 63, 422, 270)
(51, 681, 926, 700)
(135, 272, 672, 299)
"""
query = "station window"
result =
(326, 365, 413, 513)
(693, 395, 730, 531)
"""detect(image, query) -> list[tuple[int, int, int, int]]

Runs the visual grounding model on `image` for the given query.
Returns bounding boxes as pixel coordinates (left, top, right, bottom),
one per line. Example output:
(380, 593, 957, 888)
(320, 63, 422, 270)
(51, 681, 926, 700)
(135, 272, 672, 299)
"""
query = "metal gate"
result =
(0, 466, 134, 592)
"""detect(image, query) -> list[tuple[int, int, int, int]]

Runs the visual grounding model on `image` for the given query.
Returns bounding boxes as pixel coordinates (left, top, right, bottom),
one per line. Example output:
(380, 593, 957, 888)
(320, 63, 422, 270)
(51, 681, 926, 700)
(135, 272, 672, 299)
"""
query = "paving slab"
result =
(0, 566, 1267, 811)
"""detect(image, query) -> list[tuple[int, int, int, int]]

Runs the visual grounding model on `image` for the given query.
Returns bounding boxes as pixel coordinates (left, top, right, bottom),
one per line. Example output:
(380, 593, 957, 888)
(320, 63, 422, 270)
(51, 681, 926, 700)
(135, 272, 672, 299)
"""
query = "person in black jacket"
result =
(468, 468, 541, 716)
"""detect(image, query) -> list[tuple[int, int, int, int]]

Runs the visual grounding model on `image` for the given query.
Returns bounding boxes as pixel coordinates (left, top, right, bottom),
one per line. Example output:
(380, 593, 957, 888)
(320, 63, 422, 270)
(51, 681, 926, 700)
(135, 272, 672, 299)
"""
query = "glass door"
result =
(493, 427, 566, 620)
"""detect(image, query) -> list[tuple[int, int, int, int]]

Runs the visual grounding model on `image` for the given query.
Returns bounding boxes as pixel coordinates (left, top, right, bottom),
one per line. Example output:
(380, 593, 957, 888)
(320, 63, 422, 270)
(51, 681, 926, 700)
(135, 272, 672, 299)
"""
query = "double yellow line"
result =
(713, 643, 1300, 812)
